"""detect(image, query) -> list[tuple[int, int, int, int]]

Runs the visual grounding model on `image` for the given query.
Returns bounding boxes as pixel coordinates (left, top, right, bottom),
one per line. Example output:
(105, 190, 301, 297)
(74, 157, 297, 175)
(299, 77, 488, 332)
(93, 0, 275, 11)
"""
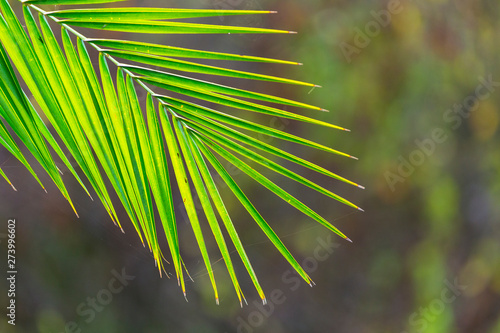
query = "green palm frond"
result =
(0, 0, 363, 304)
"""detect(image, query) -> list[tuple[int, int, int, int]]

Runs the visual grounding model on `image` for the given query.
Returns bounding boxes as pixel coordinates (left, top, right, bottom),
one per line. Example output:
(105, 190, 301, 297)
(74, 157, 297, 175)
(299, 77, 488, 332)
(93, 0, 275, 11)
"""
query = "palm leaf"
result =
(0, 0, 363, 303)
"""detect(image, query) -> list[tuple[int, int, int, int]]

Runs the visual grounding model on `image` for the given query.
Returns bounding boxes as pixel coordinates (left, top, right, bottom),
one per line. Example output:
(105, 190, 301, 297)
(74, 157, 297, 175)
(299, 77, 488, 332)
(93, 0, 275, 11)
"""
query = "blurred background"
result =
(1, 0, 500, 332)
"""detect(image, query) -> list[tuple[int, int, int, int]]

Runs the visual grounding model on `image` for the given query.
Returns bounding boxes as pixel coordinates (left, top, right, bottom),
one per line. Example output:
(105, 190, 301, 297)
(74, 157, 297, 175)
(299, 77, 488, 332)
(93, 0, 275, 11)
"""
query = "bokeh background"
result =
(1, 0, 500, 332)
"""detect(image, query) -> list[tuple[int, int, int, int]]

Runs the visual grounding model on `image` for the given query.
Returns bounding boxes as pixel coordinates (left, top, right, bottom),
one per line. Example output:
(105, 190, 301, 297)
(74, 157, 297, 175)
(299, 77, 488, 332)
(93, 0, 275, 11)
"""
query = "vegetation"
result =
(0, 0, 361, 304)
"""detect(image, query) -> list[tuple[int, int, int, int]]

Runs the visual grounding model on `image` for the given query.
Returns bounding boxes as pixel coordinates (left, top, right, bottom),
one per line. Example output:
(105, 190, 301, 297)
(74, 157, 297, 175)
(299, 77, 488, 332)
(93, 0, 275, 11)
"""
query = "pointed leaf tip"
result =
(349, 155, 359, 160)
(357, 207, 365, 212)
(345, 237, 353, 243)
(358, 185, 365, 190)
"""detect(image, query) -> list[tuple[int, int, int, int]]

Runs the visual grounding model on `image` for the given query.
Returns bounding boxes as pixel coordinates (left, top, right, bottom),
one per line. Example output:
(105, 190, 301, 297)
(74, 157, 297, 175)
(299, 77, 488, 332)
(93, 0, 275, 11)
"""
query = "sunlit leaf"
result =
(0, 0, 362, 303)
